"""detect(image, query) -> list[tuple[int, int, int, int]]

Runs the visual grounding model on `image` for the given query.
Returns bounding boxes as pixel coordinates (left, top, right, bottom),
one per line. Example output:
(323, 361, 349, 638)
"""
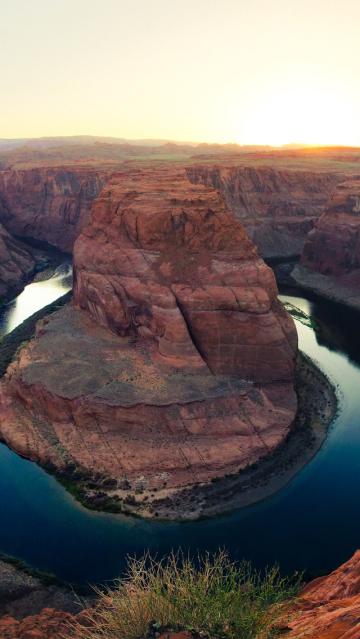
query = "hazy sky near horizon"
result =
(1, 0, 360, 145)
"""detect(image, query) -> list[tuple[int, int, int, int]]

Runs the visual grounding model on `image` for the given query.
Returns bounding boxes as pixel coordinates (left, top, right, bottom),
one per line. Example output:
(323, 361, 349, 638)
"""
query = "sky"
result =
(1, 0, 360, 146)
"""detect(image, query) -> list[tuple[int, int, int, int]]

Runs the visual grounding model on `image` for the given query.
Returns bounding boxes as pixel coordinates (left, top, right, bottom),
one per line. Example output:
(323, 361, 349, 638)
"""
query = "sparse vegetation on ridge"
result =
(70, 551, 301, 639)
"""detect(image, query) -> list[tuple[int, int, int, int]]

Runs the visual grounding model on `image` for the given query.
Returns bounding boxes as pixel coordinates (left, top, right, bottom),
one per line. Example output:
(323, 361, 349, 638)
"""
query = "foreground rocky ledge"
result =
(0, 559, 89, 621)
(1, 550, 359, 638)
(286, 550, 360, 638)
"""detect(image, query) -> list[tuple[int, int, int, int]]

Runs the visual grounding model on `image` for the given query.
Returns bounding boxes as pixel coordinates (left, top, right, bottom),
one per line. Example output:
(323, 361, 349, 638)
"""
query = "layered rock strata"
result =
(0, 168, 298, 516)
(293, 180, 360, 309)
(287, 550, 360, 638)
(0, 164, 342, 260)
(0, 168, 107, 252)
(0, 222, 35, 301)
(187, 165, 341, 259)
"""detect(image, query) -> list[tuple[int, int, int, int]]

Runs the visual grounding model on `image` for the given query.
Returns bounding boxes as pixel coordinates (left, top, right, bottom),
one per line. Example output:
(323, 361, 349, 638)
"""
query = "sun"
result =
(238, 83, 359, 147)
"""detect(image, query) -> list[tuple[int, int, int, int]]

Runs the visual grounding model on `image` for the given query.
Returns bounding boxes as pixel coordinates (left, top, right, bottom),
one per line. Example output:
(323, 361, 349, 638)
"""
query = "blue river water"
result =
(0, 268, 359, 585)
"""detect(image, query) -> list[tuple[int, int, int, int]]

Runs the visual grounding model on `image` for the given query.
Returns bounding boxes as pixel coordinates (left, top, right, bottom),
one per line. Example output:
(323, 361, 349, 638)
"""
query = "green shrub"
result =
(70, 550, 301, 639)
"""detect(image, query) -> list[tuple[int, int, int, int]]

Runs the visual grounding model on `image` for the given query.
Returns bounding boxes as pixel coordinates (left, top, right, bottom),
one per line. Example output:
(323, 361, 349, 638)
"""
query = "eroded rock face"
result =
(73, 169, 296, 383)
(0, 168, 107, 252)
(187, 165, 341, 259)
(0, 608, 81, 638)
(302, 180, 360, 276)
(0, 168, 297, 516)
(0, 560, 87, 622)
(287, 550, 360, 638)
(293, 180, 360, 309)
(0, 222, 35, 300)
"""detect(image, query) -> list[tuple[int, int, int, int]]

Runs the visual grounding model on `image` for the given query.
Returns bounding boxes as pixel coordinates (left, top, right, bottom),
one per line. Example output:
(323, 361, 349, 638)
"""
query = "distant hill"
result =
(0, 136, 359, 171)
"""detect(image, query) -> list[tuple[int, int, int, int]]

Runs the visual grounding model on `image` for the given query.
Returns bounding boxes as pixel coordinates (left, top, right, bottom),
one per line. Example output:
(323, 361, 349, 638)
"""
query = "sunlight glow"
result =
(1, 0, 360, 145)
(240, 85, 358, 147)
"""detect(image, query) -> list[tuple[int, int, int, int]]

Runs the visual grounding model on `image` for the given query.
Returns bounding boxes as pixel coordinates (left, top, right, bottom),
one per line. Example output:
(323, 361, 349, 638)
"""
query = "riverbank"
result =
(269, 257, 360, 316)
(0, 557, 91, 620)
(0, 239, 71, 307)
(292, 263, 360, 313)
(131, 350, 338, 520)
(42, 348, 337, 521)
(0, 292, 72, 377)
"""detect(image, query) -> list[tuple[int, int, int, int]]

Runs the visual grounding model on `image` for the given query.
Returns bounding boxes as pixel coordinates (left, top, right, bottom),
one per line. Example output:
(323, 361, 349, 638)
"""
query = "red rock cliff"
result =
(0, 167, 297, 518)
(187, 165, 341, 258)
(0, 168, 107, 252)
(302, 180, 360, 276)
(73, 168, 296, 382)
(293, 180, 360, 309)
(286, 550, 360, 638)
(0, 222, 35, 300)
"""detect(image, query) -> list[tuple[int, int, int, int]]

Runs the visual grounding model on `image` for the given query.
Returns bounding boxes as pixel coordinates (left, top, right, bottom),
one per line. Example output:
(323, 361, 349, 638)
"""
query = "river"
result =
(0, 267, 359, 585)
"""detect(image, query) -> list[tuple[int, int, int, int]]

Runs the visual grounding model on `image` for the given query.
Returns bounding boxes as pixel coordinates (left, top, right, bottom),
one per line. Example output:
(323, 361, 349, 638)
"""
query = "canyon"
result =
(285, 550, 360, 639)
(187, 165, 341, 258)
(0, 167, 107, 300)
(0, 167, 298, 517)
(0, 168, 106, 252)
(1, 156, 357, 315)
(1, 144, 360, 636)
(0, 154, 348, 267)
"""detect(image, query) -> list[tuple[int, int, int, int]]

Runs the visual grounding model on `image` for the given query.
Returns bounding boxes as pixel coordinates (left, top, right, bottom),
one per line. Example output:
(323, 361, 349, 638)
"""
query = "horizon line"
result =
(1, 135, 360, 151)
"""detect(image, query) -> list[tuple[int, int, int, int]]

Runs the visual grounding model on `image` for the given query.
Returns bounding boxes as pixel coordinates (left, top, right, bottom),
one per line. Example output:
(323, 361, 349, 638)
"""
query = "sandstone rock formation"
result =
(0, 167, 297, 517)
(286, 550, 360, 638)
(293, 180, 360, 309)
(0, 607, 89, 639)
(0, 163, 343, 261)
(0, 222, 35, 301)
(0, 168, 107, 252)
(73, 169, 297, 382)
(187, 165, 341, 259)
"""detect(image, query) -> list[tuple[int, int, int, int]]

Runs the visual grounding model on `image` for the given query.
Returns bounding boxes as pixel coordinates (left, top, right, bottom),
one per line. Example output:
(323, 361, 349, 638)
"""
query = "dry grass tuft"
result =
(69, 550, 301, 639)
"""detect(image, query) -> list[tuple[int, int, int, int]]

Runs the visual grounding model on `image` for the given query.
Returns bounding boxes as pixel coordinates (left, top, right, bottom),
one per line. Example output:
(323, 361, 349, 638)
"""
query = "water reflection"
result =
(280, 287, 360, 367)
(0, 262, 72, 336)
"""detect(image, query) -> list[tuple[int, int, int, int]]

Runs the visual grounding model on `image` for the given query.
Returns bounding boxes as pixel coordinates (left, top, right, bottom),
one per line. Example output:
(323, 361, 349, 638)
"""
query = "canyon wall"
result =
(0, 168, 107, 252)
(293, 180, 360, 309)
(0, 167, 297, 518)
(0, 222, 35, 301)
(187, 165, 341, 259)
(0, 164, 342, 261)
